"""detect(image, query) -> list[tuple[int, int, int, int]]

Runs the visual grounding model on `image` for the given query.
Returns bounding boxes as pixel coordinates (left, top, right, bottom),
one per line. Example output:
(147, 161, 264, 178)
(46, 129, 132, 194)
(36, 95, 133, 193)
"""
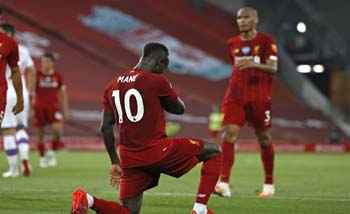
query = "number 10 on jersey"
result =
(112, 89, 144, 123)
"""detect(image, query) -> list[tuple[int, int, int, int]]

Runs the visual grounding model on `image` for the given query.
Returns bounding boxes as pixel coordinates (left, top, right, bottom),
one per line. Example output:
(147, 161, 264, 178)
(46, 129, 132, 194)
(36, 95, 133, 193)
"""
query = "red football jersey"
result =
(223, 32, 278, 104)
(103, 68, 179, 168)
(34, 70, 64, 109)
(0, 32, 19, 98)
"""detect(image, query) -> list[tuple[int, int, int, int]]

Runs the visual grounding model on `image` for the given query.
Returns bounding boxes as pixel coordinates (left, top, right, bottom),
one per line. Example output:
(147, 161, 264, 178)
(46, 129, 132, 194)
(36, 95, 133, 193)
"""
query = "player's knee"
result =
(257, 133, 271, 147)
(222, 125, 239, 143)
(122, 195, 142, 214)
(223, 130, 237, 143)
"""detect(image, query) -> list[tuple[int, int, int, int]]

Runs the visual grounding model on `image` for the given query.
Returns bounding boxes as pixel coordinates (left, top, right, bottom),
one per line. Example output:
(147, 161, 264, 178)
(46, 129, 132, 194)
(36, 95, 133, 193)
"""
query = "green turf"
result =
(0, 152, 350, 213)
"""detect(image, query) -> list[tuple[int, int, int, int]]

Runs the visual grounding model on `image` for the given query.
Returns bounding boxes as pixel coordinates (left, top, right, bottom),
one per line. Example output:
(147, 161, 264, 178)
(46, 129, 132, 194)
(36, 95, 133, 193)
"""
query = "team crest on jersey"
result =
(271, 44, 278, 52)
(241, 46, 250, 55)
(45, 76, 52, 82)
(253, 45, 260, 54)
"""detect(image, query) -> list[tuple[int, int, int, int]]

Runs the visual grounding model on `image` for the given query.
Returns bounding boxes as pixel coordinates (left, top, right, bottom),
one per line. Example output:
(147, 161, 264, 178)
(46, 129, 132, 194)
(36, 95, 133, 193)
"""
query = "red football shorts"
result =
(32, 107, 63, 126)
(222, 101, 272, 130)
(119, 137, 204, 200)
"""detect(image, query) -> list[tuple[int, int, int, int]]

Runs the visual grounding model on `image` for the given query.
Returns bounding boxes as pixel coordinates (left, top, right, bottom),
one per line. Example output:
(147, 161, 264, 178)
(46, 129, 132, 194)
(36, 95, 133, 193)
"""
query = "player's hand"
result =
(236, 59, 256, 70)
(110, 163, 122, 189)
(12, 100, 24, 115)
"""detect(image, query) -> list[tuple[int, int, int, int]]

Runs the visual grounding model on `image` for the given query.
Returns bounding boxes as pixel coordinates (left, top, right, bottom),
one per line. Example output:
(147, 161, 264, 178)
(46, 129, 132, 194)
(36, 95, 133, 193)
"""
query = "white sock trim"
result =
(193, 202, 207, 213)
(16, 129, 29, 141)
(86, 193, 94, 208)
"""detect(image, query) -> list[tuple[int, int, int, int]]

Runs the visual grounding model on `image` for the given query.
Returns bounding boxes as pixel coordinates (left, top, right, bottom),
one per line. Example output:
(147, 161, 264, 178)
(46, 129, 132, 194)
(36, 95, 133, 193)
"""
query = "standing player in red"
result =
(0, 19, 24, 178)
(71, 43, 222, 214)
(214, 7, 278, 198)
(32, 53, 69, 168)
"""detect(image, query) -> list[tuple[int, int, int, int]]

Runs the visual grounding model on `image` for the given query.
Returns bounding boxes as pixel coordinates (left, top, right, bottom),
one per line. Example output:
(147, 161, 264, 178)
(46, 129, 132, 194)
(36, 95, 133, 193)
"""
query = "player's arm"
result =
(101, 83, 122, 189)
(9, 41, 24, 114)
(26, 66, 36, 95)
(236, 58, 277, 73)
(157, 75, 185, 114)
(101, 109, 120, 165)
(161, 97, 185, 115)
(60, 85, 69, 120)
(237, 36, 278, 73)
(11, 66, 24, 114)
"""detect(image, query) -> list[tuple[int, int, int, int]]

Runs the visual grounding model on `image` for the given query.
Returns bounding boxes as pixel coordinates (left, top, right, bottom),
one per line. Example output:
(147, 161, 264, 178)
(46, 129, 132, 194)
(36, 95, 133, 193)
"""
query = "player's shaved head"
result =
(238, 7, 258, 17)
(137, 43, 169, 74)
(142, 43, 169, 58)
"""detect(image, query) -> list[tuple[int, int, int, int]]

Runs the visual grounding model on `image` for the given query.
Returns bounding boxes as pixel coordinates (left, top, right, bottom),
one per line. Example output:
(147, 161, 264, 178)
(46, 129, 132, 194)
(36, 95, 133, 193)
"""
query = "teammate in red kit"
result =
(32, 53, 69, 168)
(71, 43, 222, 214)
(214, 7, 278, 198)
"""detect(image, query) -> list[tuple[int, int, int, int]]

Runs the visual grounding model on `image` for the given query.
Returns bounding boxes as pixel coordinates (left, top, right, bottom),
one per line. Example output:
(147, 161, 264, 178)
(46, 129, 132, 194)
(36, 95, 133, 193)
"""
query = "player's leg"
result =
(1, 89, 19, 178)
(47, 121, 63, 166)
(16, 91, 31, 175)
(33, 107, 48, 167)
(71, 189, 130, 214)
(214, 102, 245, 197)
(160, 138, 221, 214)
(36, 126, 47, 168)
(194, 141, 222, 214)
(250, 102, 275, 197)
(16, 125, 31, 176)
(1, 128, 19, 178)
(121, 194, 143, 214)
(255, 129, 275, 197)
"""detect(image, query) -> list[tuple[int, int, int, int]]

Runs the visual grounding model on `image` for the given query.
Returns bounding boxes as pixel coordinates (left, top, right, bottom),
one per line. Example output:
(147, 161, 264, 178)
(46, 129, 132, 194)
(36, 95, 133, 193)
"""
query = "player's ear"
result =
(254, 16, 259, 25)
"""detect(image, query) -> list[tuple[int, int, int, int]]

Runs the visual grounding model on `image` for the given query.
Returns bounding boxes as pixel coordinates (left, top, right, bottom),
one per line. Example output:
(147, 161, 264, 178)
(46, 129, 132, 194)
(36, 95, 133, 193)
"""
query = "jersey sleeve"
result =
(8, 40, 19, 68)
(263, 36, 278, 62)
(227, 39, 235, 65)
(102, 80, 114, 110)
(154, 75, 179, 103)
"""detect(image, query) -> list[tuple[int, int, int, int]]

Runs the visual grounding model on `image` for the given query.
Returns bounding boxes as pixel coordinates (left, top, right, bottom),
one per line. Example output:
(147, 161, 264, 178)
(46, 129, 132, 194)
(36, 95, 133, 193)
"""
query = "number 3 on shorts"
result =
(264, 110, 271, 126)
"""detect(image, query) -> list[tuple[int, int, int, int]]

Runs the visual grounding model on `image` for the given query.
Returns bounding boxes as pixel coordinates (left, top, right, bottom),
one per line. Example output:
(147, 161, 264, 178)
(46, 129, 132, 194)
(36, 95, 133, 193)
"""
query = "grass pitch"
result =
(0, 151, 350, 214)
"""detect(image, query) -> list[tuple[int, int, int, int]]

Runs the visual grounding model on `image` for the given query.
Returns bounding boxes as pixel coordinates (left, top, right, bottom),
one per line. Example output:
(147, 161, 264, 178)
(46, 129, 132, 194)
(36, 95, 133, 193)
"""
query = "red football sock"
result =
(51, 140, 60, 151)
(220, 142, 235, 183)
(260, 144, 274, 184)
(22, 159, 29, 169)
(196, 152, 222, 204)
(37, 144, 46, 157)
(92, 197, 130, 214)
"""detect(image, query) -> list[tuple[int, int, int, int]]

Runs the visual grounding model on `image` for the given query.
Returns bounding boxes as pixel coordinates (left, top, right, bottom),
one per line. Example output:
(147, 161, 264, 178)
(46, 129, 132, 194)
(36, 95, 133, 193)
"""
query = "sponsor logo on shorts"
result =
(197, 193, 207, 198)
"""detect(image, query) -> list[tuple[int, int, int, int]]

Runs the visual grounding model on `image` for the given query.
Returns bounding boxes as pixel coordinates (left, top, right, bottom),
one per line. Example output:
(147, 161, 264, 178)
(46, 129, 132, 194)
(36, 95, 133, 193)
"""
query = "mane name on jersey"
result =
(117, 74, 139, 83)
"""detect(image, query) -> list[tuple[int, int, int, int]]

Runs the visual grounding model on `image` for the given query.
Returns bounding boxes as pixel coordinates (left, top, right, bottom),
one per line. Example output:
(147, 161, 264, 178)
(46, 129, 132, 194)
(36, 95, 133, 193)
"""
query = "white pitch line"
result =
(144, 192, 350, 202)
(1, 187, 349, 202)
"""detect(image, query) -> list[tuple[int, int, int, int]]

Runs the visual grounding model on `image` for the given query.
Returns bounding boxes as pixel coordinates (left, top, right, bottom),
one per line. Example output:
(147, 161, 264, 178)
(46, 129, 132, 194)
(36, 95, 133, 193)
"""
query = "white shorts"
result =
(1, 84, 17, 129)
(15, 89, 30, 127)
(0, 80, 30, 129)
